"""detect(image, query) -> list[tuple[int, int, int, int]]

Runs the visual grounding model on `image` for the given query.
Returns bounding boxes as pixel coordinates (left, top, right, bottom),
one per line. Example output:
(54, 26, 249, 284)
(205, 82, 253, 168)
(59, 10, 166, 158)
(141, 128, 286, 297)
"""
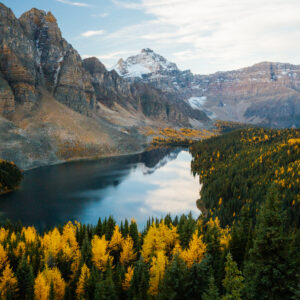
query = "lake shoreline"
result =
(23, 148, 147, 172)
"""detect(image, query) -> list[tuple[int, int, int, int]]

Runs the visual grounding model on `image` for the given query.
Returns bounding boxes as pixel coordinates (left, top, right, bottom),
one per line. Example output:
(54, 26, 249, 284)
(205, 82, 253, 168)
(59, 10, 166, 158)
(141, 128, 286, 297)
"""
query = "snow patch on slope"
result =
(188, 96, 207, 110)
(123, 64, 150, 78)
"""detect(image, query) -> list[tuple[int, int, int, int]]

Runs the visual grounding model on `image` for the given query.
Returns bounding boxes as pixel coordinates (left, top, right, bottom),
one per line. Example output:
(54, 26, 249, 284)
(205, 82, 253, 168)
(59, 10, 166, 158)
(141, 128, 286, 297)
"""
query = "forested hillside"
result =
(190, 128, 300, 227)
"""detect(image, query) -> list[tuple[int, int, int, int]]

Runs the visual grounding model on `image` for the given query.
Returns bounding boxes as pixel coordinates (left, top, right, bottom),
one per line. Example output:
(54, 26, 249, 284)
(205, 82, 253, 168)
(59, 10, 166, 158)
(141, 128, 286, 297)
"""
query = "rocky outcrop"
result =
(19, 8, 95, 114)
(0, 72, 15, 115)
(83, 57, 134, 108)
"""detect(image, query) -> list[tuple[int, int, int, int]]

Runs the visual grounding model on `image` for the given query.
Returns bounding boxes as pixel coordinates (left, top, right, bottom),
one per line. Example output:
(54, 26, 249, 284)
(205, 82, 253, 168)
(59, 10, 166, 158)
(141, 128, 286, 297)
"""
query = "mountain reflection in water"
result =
(0, 148, 200, 230)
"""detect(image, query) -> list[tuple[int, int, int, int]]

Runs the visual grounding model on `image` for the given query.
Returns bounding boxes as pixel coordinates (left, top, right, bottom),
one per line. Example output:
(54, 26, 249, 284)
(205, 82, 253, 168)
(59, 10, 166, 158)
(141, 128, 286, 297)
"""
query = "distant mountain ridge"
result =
(114, 50, 300, 128)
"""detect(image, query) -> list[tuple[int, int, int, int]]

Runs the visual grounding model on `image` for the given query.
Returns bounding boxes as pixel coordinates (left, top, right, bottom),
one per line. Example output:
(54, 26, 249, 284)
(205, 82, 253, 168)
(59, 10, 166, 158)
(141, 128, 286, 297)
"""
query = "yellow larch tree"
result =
(120, 235, 136, 265)
(91, 235, 113, 271)
(158, 222, 179, 255)
(10, 232, 16, 243)
(141, 221, 179, 262)
(34, 272, 50, 300)
(41, 222, 81, 277)
(42, 267, 66, 300)
(41, 227, 62, 263)
(181, 230, 206, 268)
(172, 241, 182, 256)
(207, 217, 231, 250)
(0, 244, 8, 271)
(13, 241, 26, 258)
(109, 225, 124, 251)
(148, 251, 167, 296)
(0, 228, 9, 243)
(141, 223, 163, 261)
(122, 266, 134, 291)
(0, 264, 18, 299)
(21, 226, 37, 244)
(61, 222, 81, 277)
(76, 263, 90, 299)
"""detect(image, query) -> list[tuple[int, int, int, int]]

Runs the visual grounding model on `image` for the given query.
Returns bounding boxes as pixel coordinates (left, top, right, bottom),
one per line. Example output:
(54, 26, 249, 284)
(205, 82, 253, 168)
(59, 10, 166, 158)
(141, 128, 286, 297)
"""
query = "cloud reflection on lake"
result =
(79, 150, 200, 227)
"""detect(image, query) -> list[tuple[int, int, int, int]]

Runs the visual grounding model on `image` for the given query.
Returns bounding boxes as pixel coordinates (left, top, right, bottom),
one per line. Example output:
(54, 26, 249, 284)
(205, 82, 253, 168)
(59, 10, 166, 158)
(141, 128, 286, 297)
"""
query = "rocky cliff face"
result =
(0, 4, 39, 111)
(83, 56, 209, 125)
(115, 50, 300, 128)
(19, 8, 95, 115)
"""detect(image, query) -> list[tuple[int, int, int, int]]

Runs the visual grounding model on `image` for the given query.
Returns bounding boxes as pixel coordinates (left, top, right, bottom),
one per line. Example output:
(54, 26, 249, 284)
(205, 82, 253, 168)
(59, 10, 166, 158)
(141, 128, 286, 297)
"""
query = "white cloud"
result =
(81, 30, 105, 37)
(56, 0, 91, 7)
(109, 0, 300, 74)
(111, 0, 142, 9)
(82, 50, 138, 68)
(91, 13, 109, 18)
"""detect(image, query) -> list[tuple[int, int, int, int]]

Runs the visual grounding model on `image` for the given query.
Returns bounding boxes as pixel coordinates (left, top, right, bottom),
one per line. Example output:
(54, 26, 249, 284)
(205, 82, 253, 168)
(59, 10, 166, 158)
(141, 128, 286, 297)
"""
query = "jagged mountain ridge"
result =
(114, 50, 300, 128)
(0, 4, 209, 169)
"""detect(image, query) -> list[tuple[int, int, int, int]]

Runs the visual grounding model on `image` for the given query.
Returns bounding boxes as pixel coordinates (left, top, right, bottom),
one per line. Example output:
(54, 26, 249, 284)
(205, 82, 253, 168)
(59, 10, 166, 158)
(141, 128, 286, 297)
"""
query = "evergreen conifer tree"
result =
(128, 257, 149, 300)
(16, 256, 34, 300)
(158, 255, 189, 300)
(202, 275, 220, 300)
(222, 252, 244, 300)
(244, 187, 296, 299)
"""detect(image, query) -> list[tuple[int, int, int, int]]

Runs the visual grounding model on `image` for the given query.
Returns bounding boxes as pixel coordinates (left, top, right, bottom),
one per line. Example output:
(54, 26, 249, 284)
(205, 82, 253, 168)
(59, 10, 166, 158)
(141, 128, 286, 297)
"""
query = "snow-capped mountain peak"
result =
(113, 48, 178, 78)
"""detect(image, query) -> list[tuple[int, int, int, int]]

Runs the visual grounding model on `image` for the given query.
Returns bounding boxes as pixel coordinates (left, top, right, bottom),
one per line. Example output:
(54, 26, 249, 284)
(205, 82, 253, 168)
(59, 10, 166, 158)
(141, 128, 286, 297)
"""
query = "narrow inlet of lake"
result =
(0, 148, 200, 230)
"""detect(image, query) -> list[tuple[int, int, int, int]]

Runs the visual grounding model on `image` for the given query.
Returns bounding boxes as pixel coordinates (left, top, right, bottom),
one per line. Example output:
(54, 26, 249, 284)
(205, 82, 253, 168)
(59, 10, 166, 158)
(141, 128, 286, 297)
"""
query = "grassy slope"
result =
(0, 92, 145, 169)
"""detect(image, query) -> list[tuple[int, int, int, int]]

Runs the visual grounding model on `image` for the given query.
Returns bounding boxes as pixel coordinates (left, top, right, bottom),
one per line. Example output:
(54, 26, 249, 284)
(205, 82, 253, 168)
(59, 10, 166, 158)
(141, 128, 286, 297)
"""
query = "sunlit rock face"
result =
(0, 4, 38, 111)
(114, 50, 300, 128)
(19, 8, 95, 114)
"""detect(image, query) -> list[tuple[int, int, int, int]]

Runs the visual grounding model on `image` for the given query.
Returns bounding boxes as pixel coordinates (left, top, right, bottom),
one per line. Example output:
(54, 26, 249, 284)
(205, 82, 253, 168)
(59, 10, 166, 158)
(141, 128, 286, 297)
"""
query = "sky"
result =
(3, 0, 300, 74)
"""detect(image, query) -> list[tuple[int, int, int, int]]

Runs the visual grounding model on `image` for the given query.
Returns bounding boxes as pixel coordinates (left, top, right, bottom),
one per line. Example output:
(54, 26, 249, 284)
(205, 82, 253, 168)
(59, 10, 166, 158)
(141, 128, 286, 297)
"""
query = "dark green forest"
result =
(0, 160, 23, 195)
(0, 128, 298, 299)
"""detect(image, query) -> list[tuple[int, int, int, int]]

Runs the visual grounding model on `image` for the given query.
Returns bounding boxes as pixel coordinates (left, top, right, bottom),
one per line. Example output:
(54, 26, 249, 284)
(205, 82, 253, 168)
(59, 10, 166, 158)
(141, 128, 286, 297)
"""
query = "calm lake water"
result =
(0, 148, 200, 230)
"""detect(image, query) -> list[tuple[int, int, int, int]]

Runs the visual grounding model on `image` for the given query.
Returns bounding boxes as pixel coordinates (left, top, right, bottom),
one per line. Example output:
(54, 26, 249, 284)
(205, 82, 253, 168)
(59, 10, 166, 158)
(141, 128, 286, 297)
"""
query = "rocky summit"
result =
(0, 4, 209, 169)
(114, 50, 300, 128)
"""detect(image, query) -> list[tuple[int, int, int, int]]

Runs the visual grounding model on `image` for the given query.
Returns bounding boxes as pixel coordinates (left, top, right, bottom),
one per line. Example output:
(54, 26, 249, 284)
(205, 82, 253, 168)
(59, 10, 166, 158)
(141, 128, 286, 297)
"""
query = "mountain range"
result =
(114, 48, 300, 128)
(0, 3, 299, 169)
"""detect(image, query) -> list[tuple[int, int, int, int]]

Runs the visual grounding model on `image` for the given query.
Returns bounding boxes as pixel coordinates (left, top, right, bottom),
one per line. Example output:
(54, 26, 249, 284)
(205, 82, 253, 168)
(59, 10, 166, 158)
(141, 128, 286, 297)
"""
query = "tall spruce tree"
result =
(94, 263, 117, 300)
(128, 257, 149, 300)
(222, 252, 244, 300)
(202, 275, 220, 300)
(244, 187, 297, 299)
(186, 255, 212, 299)
(158, 255, 189, 300)
(16, 256, 34, 300)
